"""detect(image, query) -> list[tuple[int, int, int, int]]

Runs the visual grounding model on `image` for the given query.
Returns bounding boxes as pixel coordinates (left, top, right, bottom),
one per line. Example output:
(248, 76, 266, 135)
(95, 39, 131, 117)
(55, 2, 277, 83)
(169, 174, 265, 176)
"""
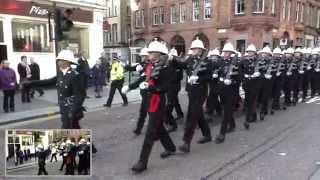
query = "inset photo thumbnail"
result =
(5, 129, 92, 177)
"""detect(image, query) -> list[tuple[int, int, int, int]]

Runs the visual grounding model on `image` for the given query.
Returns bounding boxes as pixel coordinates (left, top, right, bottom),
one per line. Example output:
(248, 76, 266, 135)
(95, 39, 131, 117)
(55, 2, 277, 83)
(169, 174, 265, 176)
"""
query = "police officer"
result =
(37, 145, 48, 175)
(165, 47, 184, 132)
(59, 141, 67, 171)
(77, 139, 90, 175)
(27, 50, 86, 129)
(206, 48, 222, 119)
(271, 47, 286, 111)
(122, 47, 151, 135)
(131, 39, 176, 173)
(290, 48, 304, 105)
(241, 44, 261, 129)
(283, 48, 295, 106)
(65, 140, 76, 175)
(104, 56, 128, 108)
(215, 42, 241, 144)
(310, 48, 320, 97)
(258, 46, 275, 120)
(171, 37, 212, 153)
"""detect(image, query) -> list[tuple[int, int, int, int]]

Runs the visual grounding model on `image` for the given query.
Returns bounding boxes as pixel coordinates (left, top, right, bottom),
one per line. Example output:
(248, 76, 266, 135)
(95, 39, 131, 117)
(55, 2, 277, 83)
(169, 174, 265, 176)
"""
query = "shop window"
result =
(12, 21, 52, 52)
(0, 21, 3, 43)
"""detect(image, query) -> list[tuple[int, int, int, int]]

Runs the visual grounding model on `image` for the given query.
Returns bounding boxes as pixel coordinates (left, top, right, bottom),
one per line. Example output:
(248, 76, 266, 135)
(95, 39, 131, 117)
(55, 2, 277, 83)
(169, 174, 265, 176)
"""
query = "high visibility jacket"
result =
(110, 61, 124, 81)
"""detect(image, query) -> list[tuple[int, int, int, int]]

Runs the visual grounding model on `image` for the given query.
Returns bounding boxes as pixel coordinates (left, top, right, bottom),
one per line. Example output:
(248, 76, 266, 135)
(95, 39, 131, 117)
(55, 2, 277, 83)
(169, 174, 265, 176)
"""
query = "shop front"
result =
(0, 0, 104, 79)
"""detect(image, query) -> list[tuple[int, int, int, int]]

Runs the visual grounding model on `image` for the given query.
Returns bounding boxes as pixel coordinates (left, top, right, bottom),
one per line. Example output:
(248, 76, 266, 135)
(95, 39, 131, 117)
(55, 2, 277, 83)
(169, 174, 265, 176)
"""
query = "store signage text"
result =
(29, 6, 48, 16)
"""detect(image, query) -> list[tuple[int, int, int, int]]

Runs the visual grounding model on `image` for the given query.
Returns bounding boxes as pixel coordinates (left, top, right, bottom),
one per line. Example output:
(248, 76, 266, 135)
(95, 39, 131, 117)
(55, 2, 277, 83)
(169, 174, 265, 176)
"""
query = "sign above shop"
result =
(29, 5, 49, 16)
(1, 0, 93, 23)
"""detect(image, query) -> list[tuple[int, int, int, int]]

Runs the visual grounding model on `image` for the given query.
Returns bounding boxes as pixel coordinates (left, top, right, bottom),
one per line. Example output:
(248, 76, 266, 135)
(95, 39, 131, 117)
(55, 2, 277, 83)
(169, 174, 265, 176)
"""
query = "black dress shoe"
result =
(260, 112, 265, 121)
(103, 104, 111, 108)
(160, 150, 175, 159)
(133, 129, 141, 136)
(123, 103, 128, 107)
(244, 122, 250, 130)
(215, 135, 225, 144)
(197, 137, 212, 144)
(131, 161, 147, 173)
(178, 143, 190, 153)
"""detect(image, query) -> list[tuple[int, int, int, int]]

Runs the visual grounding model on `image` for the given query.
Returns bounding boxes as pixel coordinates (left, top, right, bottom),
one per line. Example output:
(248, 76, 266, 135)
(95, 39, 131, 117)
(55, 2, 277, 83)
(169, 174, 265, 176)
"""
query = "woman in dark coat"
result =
(91, 59, 106, 98)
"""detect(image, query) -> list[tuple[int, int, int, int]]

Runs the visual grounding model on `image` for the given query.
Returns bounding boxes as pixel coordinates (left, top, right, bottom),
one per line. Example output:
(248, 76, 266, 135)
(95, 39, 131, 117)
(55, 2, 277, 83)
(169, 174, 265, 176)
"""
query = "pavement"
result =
(0, 93, 320, 179)
(0, 85, 141, 125)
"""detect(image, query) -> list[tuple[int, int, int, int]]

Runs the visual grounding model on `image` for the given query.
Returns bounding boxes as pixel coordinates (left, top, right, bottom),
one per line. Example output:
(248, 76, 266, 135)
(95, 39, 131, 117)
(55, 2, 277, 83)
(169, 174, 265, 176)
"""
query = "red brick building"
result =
(132, 0, 320, 55)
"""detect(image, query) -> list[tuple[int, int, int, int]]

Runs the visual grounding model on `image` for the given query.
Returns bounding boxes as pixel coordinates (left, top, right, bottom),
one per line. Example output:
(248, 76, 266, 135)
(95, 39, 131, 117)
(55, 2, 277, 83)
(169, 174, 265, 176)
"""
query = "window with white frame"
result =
(282, 0, 287, 20)
(204, 0, 212, 19)
(171, 5, 177, 24)
(235, 0, 245, 15)
(112, 23, 118, 43)
(135, 10, 144, 28)
(152, 7, 160, 25)
(300, 3, 304, 23)
(192, 0, 200, 21)
(295, 2, 300, 22)
(180, 2, 187, 22)
(271, 0, 276, 15)
(287, 0, 291, 21)
(159, 6, 165, 24)
(254, 0, 264, 13)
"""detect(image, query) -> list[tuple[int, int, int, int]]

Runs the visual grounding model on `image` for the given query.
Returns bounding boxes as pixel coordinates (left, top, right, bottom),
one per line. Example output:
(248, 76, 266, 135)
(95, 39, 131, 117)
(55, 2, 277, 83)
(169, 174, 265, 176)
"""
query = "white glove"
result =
(139, 82, 149, 90)
(121, 85, 129, 94)
(10, 82, 15, 86)
(316, 69, 320, 72)
(244, 74, 250, 78)
(299, 70, 304, 74)
(276, 72, 281, 76)
(286, 72, 292, 76)
(212, 73, 218, 79)
(188, 75, 199, 84)
(253, 72, 261, 77)
(307, 66, 312, 70)
(264, 74, 272, 79)
(136, 65, 143, 72)
(224, 79, 232, 85)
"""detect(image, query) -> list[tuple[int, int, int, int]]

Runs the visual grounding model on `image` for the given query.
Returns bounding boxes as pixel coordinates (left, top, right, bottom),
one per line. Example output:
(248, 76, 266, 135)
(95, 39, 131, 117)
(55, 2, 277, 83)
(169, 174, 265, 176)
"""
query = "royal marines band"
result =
(122, 38, 320, 173)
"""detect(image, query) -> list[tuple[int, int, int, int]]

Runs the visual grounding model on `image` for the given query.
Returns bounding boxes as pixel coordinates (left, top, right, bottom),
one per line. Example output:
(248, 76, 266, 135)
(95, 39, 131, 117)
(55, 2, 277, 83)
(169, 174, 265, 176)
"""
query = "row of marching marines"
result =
(121, 37, 320, 173)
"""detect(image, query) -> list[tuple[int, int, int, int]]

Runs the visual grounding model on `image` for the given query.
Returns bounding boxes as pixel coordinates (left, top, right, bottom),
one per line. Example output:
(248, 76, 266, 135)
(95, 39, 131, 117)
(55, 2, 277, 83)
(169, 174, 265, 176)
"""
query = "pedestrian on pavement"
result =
(131, 39, 176, 173)
(77, 51, 91, 99)
(91, 59, 106, 98)
(29, 57, 44, 97)
(26, 50, 86, 129)
(50, 144, 58, 162)
(0, 60, 17, 113)
(104, 56, 128, 108)
(18, 55, 32, 103)
(37, 145, 48, 175)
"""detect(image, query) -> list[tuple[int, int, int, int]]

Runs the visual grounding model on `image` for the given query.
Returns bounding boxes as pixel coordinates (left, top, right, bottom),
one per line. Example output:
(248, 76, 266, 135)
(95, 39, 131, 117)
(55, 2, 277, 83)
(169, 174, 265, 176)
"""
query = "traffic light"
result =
(55, 8, 74, 41)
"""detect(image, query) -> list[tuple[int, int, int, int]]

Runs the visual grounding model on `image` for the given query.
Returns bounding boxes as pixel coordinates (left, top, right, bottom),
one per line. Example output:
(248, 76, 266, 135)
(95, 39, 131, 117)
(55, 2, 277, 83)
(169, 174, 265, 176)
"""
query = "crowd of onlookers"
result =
(0, 54, 112, 114)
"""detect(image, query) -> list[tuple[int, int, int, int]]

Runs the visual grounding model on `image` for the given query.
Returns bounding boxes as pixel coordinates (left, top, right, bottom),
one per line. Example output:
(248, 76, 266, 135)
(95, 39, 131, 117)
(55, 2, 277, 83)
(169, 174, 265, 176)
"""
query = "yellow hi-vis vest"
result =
(110, 61, 124, 81)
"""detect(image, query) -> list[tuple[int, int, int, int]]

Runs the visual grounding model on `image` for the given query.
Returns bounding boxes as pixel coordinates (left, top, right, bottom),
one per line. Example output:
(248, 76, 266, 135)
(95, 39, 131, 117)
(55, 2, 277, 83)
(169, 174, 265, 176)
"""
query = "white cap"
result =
(56, 50, 77, 65)
(295, 47, 304, 54)
(160, 41, 169, 55)
(273, 47, 283, 55)
(258, 46, 273, 55)
(246, 44, 257, 52)
(285, 48, 295, 54)
(37, 145, 43, 150)
(304, 48, 312, 54)
(79, 139, 86, 144)
(147, 39, 166, 54)
(222, 42, 235, 53)
(66, 140, 72, 144)
(210, 48, 220, 56)
(311, 48, 320, 55)
(190, 37, 205, 50)
(139, 47, 149, 56)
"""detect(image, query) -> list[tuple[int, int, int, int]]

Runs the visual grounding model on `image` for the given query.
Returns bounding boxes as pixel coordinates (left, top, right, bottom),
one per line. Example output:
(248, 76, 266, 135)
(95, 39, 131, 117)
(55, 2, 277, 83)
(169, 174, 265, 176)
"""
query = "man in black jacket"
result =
(29, 57, 44, 97)
(77, 52, 91, 98)
(18, 55, 32, 103)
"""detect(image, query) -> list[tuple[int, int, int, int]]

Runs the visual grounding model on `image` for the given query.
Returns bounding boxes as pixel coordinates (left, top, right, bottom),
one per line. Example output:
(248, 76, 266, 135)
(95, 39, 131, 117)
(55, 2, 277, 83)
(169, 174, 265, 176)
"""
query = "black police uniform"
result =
(206, 56, 222, 117)
(77, 143, 90, 175)
(283, 56, 295, 106)
(37, 149, 48, 175)
(172, 55, 212, 150)
(65, 144, 77, 175)
(271, 56, 287, 111)
(216, 55, 241, 143)
(28, 68, 86, 129)
(132, 62, 176, 173)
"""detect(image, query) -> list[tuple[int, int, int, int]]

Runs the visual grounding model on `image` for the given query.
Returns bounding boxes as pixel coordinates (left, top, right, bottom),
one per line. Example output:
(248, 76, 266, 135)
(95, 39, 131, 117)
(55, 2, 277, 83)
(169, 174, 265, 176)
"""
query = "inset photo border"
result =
(4, 129, 92, 177)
